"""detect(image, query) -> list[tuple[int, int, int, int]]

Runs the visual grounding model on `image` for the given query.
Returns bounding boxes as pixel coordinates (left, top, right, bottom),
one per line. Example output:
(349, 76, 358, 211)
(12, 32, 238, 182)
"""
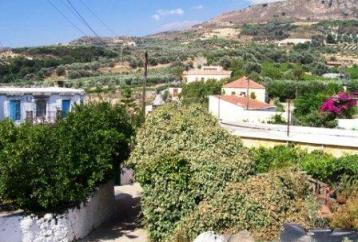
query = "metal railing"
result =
(26, 111, 60, 124)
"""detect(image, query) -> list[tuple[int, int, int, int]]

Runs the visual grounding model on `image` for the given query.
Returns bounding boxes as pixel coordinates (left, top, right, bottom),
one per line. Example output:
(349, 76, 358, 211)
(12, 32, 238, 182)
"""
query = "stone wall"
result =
(0, 182, 115, 242)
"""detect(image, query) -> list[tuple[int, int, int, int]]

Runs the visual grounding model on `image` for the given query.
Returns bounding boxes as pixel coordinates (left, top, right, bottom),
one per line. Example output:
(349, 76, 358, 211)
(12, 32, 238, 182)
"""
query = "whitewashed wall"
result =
(209, 96, 283, 123)
(0, 96, 5, 120)
(0, 182, 114, 242)
(0, 94, 83, 122)
(338, 119, 358, 130)
(185, 74, 230, 83)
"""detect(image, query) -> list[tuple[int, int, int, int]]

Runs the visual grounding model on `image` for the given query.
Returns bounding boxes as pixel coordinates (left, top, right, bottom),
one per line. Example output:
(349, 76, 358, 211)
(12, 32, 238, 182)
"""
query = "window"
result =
(61, 100, 71, 117)
(9, 100, 21, 121)
(36, 99, 47, 118)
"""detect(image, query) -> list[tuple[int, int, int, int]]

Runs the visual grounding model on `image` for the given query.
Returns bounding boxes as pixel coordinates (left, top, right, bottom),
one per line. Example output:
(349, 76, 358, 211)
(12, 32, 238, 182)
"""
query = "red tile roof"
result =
(218, 95, 274, 110)
(224, 77, 265, 89)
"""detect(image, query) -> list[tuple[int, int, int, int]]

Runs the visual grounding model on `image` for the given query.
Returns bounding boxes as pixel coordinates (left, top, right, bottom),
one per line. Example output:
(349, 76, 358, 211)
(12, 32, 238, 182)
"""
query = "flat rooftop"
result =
(0, 87, 85, 95)
(221, 122, 358, 149)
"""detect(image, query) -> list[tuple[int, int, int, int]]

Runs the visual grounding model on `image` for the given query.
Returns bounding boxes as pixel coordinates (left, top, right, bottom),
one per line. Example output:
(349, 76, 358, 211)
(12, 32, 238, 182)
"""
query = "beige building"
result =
(222, 77, 266, 103)
(182, 66, 232, 83)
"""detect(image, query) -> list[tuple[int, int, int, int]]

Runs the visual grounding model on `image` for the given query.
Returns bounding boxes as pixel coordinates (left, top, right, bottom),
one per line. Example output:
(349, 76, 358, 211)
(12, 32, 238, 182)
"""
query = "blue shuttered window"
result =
(9, 100, 21, 121)
(62, 100, 71, 117)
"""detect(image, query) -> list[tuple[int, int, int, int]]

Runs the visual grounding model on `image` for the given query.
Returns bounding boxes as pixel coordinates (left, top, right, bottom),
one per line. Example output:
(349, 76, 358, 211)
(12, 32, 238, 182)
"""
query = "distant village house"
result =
(277, 38, 312, 47)
(183, 66, 232, 83)
(209, 77, 279, 123)
(0, 87, 85, 123)
(222, 76, 267, 103)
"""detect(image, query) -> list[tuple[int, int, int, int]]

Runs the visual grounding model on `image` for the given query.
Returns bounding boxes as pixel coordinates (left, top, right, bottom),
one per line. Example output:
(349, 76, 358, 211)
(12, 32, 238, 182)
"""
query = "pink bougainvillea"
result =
(320, 92, 357, 117)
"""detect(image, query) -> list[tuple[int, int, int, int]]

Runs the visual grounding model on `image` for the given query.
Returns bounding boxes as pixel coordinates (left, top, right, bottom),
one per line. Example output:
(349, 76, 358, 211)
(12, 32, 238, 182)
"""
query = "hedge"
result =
(170, 169, 319, 242)
(0, 102, 133, 213)
(250, 145, 358, 185)
(128, 104, 254, 241)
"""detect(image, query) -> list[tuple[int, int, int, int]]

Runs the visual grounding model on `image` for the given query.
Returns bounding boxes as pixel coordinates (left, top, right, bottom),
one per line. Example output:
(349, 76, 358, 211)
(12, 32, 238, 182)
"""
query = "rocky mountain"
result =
(205, 0, 358, 26)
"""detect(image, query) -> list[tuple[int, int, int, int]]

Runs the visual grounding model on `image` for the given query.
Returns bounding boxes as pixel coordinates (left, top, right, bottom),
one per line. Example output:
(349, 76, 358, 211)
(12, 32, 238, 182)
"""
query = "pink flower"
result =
(320, 91, 357, 117)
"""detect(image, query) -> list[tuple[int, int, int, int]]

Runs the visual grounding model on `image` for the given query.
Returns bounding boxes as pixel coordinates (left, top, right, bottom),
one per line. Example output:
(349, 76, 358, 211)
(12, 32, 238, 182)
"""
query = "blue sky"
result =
(0, 0, 272, 47)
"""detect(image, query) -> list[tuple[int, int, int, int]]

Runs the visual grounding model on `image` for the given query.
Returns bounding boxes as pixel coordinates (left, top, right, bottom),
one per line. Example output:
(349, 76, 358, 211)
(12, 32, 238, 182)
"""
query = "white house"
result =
(0, 87, 85, 124)
(182, 66, 232, 83)
(160, 87, 182, 101)
(209, 95, 277, 123)
(277, 38, 312, 47)
(222, 77, 267, 103)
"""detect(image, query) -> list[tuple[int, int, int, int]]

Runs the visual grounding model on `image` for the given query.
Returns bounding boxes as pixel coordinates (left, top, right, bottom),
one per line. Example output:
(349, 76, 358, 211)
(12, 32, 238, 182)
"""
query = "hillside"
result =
(206, 0, 358, 26)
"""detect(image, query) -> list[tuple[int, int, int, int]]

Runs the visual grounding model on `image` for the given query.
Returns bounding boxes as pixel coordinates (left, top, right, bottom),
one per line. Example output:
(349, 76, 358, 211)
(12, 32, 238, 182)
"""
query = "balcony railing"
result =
(25, 111, 60, 124)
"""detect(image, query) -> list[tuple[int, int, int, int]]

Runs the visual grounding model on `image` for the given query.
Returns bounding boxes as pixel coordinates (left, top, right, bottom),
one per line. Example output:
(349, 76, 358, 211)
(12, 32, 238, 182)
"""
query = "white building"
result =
(160, 87, 182, 101)
(209, 95, 277, 123)
(277, 38, 312, 47)
(182, 66, 232, 83)
(0, 87, 85, 124)
(222, 77, 267, 103)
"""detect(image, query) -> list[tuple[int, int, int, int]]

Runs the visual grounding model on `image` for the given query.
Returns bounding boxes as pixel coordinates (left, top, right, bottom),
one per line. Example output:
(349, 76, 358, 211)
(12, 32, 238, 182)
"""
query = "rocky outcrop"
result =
(207, 0, 358, 25)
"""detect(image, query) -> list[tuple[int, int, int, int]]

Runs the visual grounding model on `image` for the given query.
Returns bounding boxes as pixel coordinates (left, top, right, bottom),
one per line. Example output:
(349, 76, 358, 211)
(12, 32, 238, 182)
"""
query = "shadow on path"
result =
(79, 184, 148, 242)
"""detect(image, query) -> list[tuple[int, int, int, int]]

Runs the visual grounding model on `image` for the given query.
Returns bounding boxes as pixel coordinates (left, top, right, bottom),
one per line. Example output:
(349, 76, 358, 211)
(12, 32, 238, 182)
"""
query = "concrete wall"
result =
(0, 94, 83, 123)
(0, 182, 114, 242)
(222, 88, 266, 103)
(222, 121, 358, 157)
(338, 119, 358, 130)
(209, 96, 282, 123)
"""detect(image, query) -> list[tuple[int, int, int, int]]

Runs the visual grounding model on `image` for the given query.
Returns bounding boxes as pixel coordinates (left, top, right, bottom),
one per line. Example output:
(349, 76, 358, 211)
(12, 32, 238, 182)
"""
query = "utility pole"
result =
(287, 99, 291, 137)
(142, 52, 148, 120)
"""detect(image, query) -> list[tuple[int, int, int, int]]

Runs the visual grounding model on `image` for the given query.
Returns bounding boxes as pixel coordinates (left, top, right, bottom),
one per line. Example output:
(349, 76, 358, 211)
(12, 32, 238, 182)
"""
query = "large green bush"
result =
(250, 145, 358, 185)
(170, 169, 318, 242)
(181, 80, 224, 105)
(128, 104, 254, 242)
(0, 102, 133, 212)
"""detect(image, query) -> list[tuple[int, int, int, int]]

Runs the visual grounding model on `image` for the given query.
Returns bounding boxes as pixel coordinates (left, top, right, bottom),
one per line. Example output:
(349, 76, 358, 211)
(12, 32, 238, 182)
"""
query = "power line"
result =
(65, 0, 102, 39)
(47, 0, 87, 36)
(78, 0, 117, 36)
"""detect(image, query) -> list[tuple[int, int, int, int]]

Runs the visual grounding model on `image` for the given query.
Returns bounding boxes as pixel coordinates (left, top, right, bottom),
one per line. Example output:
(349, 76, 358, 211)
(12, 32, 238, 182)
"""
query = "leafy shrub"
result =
(170, 169, 317, 242)
(294, 93, 338, 128)
(250, 146, 358, 185)
(321, 92, 358, 119)
(299, 151, 338, 182)
(0, 102, 133, 212)
(128, 104, 254, 242)
(268, 114, 286, 124)
(331, 196, 358, 230)
(250, 146, 303, 173)
(181, 80, 224, 105)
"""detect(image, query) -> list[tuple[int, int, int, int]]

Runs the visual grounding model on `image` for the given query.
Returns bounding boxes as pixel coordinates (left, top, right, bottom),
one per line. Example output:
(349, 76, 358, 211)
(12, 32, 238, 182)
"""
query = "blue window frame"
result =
(62, 100, 71, 117)
(9, 100, 21, 121)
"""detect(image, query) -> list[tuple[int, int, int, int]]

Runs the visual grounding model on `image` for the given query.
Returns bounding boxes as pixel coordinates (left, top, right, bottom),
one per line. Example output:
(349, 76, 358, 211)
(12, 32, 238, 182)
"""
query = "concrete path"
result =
(79, 183, 148, 242)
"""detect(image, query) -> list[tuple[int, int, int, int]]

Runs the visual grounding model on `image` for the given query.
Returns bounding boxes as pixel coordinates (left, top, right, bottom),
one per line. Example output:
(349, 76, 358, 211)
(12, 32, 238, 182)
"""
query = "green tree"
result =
(181, 80, 223, 105)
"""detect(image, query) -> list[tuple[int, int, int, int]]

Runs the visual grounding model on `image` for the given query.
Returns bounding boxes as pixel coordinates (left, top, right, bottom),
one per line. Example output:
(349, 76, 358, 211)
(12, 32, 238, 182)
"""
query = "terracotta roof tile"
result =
(224, 76, 265, 89)
(218, 95, 274, 110)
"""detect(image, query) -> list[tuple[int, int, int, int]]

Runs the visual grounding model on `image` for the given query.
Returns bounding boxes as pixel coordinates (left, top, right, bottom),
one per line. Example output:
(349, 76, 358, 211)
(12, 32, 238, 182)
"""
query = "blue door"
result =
(62, 100, 71, 117)
(9, 100, 21, 121)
